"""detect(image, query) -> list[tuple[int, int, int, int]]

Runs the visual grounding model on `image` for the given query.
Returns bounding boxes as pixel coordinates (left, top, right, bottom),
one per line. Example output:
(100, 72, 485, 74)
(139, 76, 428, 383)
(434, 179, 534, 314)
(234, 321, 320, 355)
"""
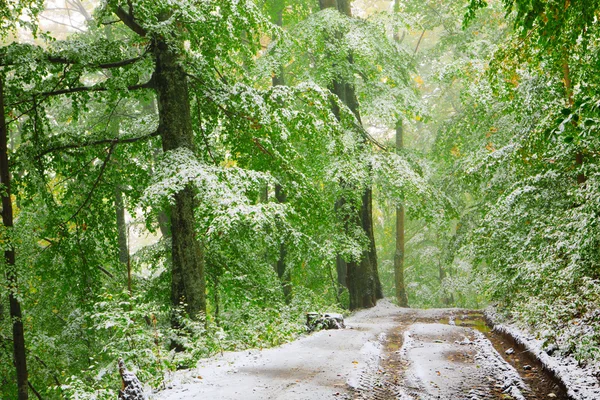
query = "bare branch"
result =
(414, 29, 426, 55)
(39, 14, 87, 33)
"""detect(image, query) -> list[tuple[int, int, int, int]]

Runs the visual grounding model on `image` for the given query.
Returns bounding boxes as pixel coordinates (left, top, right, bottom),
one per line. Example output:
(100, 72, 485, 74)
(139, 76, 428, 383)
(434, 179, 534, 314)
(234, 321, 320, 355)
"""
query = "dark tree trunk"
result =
(154, 39, 206, 319)
(321, 0, 382, 309)
(157, 210, 170, 238)
(1, 76, 29, 399)
(395, 122, 408, 307)
(393, 2, 408, 307)
(275, 184, 291, 303)
(335, 255, 347, 289)
(271, 11, 291, 303)
(347, 187, 380, 309)
(334, 197, 348, 291)
(438, 262, 453, 305)
(319, 0, 351, 14)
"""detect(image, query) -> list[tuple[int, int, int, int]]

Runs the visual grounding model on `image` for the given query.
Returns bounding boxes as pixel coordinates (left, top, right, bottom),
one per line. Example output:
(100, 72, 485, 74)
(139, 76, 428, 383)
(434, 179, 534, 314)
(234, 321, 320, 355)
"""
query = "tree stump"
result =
(118, 358, 147, 400)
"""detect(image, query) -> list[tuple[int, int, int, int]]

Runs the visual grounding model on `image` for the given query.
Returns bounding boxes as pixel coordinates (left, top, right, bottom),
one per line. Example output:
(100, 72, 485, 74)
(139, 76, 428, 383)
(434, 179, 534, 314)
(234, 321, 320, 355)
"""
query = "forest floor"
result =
(154, 301, 571, 400)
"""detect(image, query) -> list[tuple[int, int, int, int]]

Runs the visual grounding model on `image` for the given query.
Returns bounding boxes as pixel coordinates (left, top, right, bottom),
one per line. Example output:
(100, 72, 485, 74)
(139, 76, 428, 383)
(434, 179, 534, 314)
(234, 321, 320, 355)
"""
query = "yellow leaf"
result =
(450, 146, 461, 157)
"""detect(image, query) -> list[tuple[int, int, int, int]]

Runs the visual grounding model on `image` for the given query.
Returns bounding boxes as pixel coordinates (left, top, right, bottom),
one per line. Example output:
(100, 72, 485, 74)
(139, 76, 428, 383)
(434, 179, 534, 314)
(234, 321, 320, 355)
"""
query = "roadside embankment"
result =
(485, 309, 600, 400)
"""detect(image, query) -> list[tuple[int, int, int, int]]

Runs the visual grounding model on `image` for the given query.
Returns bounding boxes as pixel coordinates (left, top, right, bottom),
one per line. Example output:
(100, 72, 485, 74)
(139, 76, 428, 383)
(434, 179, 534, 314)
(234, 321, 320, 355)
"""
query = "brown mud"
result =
(369, 310, 569, 400)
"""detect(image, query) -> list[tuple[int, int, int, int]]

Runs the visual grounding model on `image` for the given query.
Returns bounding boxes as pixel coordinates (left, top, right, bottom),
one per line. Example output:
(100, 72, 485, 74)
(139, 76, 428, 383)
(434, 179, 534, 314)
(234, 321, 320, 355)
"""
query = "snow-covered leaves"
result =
(264, 8, 422, 124)
(143, 147, 287, 238)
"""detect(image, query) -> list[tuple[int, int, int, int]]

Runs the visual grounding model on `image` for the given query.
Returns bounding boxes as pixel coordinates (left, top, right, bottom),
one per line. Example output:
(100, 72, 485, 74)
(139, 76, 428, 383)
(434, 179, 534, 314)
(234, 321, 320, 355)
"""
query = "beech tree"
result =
(0, 1, 492, 397)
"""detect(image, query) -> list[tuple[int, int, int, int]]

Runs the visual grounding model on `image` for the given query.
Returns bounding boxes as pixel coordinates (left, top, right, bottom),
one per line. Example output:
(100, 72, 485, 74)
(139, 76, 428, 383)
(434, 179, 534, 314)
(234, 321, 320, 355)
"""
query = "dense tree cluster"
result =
(1, 0, 599, 398)
(0, 0, 431, 397)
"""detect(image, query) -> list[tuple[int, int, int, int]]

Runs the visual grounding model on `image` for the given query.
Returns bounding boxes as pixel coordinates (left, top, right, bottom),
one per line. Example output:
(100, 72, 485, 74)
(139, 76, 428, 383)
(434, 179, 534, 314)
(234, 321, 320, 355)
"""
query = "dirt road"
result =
(155, 301, 566, 400)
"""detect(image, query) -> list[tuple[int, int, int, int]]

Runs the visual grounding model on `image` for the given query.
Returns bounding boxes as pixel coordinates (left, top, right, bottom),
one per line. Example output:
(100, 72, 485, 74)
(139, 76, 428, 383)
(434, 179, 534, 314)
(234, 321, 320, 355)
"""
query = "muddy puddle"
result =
(377, 310, 570, 400)
(469, 313, 568, 400)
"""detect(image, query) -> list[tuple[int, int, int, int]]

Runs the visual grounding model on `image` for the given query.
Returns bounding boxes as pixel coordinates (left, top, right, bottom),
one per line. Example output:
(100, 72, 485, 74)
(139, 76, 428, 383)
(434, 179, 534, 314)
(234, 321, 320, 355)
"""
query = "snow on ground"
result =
(152, 300, 406, 400)
(153, 301, 546, 400)
(395, 322, 528, 400)
(486, 310, 600, 400)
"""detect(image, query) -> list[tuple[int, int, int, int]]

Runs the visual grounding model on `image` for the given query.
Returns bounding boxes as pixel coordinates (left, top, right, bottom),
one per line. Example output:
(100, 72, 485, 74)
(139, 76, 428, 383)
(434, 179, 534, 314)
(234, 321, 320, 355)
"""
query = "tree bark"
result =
(154, 39, 206, 319)
(438, 261, 453, 306)
(115, 186, 129, 264)
(321, 0, 382, 309)
(275, 184, 291, 303)
(1, 75, 29, 399)
(271, 11, 291, 303)
(157, 210, 170, 238)
(395, 121, 408, 307)
(334, 197, 348, 291)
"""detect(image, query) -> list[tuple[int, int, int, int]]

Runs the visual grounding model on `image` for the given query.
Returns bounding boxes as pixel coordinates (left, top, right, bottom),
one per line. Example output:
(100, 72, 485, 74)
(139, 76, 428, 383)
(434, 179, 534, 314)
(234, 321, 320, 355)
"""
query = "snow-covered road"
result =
(153, 301, 566, 400)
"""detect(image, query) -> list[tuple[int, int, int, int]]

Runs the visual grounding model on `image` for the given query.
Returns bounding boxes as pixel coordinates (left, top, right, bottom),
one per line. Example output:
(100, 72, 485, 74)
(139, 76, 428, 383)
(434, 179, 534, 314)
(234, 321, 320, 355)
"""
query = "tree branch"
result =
(414, 29, 426, 55)
(46, 54, 147, 69)
(6, 78, 153, 128)
(40, 79, 153, 97)
(27, 381, 43, 400)
(115, 7, 147, 37)
(97, 265, 114, 278)
(36, 129, 160, 159)
(64, 144, 116, 224)
(39, 14, 87, 32)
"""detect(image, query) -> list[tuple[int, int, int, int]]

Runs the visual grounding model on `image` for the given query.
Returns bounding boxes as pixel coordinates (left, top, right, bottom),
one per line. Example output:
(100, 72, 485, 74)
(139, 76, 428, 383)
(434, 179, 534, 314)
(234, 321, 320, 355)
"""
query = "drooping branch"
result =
(41, 79, 153, 97)
(46, 54, 148, 70)
(355, 122, 387, 151)
(7, 80, 152, 126)
(114, 7, 147, 37)
(36, 129, 160, 158)
(0, 44, 151, 69)
(63, 143, 116, 224)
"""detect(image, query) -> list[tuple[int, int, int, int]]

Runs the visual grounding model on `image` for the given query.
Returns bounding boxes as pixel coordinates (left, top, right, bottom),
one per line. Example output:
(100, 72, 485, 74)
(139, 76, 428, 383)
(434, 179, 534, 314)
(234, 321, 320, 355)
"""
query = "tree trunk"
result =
(154, 39, 206, 319)
(395, 121, 409, 307)
(321, 0, 382, 309)
(157, 211, 170, 238)
(275, 184, 291, 303)
(1, 76, 29, 399)
(438, 262, 453, 306)
(115, 186, 129, 264)
(271, 11, 292, 304)
(334, 198, 348, 291)
(347, 186, 380, 309)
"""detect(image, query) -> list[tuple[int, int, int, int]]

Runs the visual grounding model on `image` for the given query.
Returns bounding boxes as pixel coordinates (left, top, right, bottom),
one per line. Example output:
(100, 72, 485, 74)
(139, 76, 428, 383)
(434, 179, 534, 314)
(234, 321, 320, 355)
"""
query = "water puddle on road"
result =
(374, 311, 570, 400)
(456, 311, 569, 400)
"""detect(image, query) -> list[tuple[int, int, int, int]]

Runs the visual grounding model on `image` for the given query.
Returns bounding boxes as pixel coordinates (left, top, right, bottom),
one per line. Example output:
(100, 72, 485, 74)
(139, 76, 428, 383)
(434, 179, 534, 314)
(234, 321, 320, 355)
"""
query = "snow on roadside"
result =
(485, 309, 600, 400)
(397, 322, 529, 400)
(153, 299, 406, 400)
(471, 330, 528, 400)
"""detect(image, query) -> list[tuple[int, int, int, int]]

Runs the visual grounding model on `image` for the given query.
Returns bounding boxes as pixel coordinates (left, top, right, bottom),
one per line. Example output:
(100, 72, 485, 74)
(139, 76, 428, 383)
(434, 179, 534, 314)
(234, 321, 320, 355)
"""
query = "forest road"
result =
(156, 300, 564, 400)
